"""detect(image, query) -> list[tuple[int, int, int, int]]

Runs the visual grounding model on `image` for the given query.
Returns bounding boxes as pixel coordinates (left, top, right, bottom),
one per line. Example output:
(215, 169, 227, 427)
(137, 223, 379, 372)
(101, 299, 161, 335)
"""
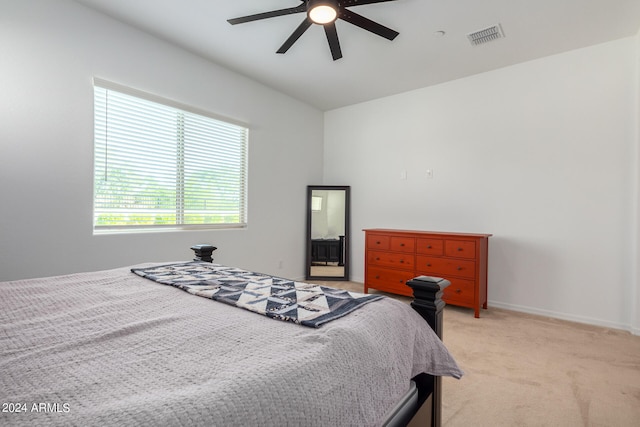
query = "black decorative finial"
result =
(190, 244, 217, 263)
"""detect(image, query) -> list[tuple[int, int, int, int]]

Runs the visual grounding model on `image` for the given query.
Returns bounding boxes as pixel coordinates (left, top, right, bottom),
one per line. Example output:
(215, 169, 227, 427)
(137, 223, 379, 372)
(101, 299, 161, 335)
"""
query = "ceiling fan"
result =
(228, 0, 400, 61)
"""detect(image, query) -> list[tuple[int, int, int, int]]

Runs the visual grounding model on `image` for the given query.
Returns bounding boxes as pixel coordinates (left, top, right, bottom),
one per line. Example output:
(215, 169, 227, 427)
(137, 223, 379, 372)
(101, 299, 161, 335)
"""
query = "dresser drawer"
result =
(416, 238, 444, 255)
(390, 237, 415, 253)
(416, 256, 476, 279)
(444, 240, 476, 259)
(367, 234, 390, 250)
(442, 278, 475, 305)
(367, 267, 413, 297)
(368, 250, 414, 269)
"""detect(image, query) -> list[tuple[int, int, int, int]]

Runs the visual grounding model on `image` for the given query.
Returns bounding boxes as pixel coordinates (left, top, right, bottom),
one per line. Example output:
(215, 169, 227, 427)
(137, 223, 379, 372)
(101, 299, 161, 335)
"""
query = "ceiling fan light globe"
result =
(307, 1, 338, 24)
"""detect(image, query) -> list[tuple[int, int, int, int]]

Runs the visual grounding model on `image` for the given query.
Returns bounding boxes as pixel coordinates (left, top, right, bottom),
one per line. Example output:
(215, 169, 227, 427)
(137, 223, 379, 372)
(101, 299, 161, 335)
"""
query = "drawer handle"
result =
(400, 243, 405, 247)
(426, 263, 431, 267)
(376, 241, 381, 245)
(457, 247, 463, 251)
(457, 266, 462, 271)
(375, 257, 380, 261)
(375, 275, 380, 279)
(400, 260, 404, 264)
(399, 280, 404, 284)
(455, 289, 462, 293)
(427, 245, 432, 249)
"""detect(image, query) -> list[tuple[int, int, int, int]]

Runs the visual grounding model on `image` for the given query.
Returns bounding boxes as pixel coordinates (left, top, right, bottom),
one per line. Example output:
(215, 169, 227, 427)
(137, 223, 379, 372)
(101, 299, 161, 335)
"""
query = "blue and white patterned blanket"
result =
(131, 262, 383, 327)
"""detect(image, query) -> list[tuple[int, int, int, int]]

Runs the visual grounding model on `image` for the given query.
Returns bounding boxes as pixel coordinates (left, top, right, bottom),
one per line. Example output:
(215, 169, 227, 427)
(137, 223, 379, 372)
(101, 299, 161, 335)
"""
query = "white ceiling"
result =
(73, 0, 640, 111)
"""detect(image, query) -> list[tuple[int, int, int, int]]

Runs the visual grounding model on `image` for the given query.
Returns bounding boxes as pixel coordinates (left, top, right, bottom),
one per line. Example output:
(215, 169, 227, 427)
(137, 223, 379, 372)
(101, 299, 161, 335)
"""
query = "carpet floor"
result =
(316, 280, 640, 426)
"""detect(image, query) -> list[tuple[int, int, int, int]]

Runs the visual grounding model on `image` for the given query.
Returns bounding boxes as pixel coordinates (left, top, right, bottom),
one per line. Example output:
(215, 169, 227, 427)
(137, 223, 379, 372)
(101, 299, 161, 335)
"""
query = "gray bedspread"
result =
(0, 263, 462, 427)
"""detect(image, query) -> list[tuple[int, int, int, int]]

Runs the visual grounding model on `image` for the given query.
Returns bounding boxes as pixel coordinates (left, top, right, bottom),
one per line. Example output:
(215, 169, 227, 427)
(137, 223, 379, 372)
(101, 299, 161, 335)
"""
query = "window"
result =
(93, 79, 248, 233)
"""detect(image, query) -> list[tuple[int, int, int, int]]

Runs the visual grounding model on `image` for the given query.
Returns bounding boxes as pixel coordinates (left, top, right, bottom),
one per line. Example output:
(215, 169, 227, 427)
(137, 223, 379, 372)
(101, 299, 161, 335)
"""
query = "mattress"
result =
(0, 263, 462, 426)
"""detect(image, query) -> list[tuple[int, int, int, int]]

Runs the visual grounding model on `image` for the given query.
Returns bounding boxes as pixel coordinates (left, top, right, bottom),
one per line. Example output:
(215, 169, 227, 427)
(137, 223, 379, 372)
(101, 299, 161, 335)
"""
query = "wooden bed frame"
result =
(190, 245, 450, 427)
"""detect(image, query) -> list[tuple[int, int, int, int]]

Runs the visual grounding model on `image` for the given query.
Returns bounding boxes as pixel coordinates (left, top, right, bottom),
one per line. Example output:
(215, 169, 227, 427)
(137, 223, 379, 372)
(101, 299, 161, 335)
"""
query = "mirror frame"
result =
(305, 185, 350, 281)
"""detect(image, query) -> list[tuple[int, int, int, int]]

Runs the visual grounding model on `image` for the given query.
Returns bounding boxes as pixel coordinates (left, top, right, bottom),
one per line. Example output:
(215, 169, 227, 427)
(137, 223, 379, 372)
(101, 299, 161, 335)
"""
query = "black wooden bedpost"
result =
(190, 244, 217, 263)
(406, 275, 450, 427)
(406, 275, 449, 338)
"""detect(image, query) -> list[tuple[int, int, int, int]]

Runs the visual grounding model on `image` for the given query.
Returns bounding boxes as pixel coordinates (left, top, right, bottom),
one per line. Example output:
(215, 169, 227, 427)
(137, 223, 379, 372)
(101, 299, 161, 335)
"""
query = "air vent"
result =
(467, 24, 504, 46)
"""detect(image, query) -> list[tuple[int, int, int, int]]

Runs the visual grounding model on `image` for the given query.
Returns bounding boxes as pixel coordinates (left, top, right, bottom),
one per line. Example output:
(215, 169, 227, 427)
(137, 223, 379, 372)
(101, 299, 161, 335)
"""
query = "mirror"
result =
(306, 186, 350, 281)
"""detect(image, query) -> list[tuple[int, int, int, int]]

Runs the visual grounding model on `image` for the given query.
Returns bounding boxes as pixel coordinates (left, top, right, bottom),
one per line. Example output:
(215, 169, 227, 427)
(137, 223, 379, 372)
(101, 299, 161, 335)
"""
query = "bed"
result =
(0, 251, 462, 426)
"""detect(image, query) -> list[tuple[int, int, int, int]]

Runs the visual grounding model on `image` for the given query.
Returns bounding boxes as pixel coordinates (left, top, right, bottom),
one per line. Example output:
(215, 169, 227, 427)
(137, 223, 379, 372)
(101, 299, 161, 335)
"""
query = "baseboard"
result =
(352, 275, 364, 284)
(488, 300, 637, 335)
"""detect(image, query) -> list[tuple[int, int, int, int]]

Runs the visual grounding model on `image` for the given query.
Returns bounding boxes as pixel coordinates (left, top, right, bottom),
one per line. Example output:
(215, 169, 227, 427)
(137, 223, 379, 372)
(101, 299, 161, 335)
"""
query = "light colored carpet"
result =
(314, 280, 640, 426)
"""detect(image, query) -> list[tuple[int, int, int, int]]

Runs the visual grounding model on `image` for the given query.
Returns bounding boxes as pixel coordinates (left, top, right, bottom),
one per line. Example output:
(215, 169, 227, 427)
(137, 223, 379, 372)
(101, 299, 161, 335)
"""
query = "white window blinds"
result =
(93, 79, 248, 233)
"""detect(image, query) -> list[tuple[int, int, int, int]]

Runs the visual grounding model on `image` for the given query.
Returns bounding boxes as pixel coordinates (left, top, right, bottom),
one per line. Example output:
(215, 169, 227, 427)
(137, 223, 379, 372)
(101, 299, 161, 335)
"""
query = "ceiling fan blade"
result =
(341, 0, 398, 6)
(339, 9, 399, 40)
(324, 22, 343, 61)
(228, 3, 306, 25)
(277, 18, 313, 54)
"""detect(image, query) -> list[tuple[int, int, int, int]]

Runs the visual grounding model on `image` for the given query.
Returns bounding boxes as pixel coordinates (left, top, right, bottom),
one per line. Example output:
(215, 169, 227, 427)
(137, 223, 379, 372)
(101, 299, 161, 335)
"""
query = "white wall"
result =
(0, 0, 323, 281)
(324, 37, 638, 332)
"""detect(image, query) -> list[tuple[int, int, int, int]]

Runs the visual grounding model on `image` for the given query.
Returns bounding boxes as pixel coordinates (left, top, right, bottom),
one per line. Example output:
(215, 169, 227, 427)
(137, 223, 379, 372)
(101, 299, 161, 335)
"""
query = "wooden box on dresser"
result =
(364, 229, 492, 318)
